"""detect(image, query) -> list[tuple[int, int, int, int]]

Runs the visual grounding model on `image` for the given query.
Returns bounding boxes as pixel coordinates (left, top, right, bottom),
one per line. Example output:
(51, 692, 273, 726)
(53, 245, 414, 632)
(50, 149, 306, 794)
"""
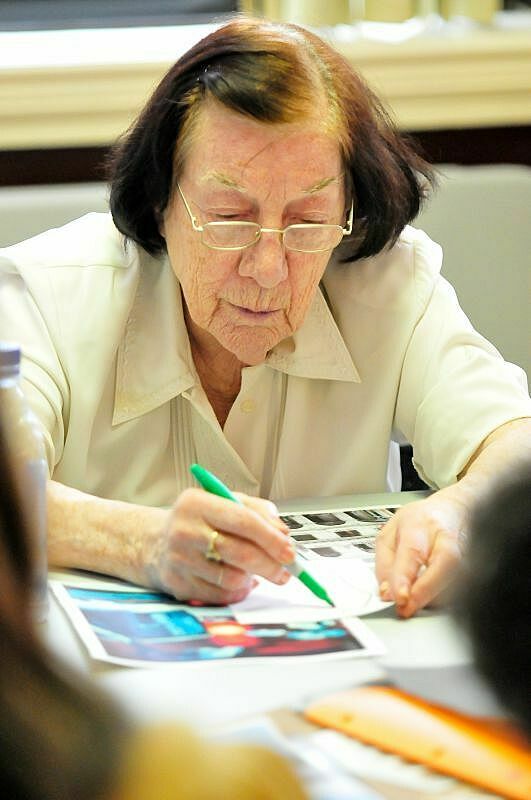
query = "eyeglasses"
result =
(177, 183, 353, 253)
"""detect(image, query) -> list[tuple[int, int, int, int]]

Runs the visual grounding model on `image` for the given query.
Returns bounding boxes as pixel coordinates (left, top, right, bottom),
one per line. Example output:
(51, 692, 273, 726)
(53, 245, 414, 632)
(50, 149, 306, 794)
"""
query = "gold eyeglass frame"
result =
(177, 183, 353, 253)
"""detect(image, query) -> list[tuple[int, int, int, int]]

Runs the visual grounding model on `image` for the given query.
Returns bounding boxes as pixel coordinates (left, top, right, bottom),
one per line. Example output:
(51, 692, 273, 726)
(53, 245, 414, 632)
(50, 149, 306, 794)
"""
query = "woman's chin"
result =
(230, 345, 272, 367)
(221, 331, 281, 366)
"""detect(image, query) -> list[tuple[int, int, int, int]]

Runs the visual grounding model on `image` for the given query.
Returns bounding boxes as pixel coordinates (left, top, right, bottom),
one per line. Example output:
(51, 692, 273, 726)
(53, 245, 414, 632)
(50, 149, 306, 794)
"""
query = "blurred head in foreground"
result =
(0, 417, 127, 800)
(454, 463, 531, 738)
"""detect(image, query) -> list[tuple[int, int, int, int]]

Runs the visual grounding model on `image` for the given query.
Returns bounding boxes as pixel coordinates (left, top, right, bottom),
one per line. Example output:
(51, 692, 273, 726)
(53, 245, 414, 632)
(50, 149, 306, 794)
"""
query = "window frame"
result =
(0, 0, 237, 31)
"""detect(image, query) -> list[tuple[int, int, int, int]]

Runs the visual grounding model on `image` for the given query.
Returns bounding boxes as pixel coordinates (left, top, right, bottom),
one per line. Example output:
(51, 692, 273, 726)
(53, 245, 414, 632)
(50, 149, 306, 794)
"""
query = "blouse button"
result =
(240, 398, 256, 414)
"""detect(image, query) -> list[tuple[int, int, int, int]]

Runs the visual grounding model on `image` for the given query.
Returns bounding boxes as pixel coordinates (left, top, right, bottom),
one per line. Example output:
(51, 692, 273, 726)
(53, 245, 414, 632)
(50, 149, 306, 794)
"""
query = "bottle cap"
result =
(0, 342, 21, 375)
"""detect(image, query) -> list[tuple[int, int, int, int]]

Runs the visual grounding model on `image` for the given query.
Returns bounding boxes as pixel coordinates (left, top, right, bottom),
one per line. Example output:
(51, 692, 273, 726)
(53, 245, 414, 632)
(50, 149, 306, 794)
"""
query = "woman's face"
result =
(162, 101, 345, 366)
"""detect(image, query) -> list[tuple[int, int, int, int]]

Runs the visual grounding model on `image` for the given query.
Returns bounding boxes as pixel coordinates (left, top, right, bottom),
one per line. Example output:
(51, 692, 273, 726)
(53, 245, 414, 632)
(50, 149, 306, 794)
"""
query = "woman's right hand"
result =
(142, 488, 296, 604)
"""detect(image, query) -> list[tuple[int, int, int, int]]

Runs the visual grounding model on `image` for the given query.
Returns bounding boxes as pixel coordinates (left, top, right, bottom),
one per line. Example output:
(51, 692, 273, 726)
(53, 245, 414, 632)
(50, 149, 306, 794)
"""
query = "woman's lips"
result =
(226, 302, 281, 321)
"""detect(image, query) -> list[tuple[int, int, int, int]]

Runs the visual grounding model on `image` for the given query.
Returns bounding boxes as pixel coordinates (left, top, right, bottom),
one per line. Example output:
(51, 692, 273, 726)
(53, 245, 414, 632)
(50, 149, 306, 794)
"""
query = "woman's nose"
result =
(238, 231, 288, 288)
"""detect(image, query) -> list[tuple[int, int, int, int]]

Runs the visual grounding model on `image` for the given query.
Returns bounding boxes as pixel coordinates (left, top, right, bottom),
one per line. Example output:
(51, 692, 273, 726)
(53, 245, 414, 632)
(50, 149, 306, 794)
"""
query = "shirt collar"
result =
(265, 285, 360, 382)
(113, 254, 359, 425)
(113, 251, 196, 425)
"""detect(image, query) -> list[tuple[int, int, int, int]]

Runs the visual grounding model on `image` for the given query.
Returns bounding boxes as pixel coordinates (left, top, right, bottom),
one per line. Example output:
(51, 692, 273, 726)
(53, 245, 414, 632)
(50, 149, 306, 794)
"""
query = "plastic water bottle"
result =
(0, 342, 48, 621)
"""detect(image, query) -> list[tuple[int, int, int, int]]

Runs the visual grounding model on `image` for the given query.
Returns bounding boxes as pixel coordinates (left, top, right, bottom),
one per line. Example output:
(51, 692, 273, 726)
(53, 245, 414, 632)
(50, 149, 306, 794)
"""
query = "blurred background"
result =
(0, 1, 528, 29)
(0, 0, 529, 390)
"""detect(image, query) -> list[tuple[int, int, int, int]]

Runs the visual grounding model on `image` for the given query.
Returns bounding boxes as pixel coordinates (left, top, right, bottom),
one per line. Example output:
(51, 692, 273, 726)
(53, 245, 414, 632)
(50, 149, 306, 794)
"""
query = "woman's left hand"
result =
(375, 492, 467, 618)
(377, 419, 531, 617)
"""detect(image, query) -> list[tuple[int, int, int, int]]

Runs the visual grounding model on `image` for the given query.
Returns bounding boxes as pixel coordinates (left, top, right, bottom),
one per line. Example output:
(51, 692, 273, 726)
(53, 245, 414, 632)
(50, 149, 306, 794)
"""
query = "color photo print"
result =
(51, 582, 384, 667)
(280, 506, 399, 563)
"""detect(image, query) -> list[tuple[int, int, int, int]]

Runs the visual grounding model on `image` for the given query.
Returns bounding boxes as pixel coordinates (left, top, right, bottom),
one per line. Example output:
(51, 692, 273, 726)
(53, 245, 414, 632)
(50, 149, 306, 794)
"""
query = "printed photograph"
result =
(61, 585, 366, 663)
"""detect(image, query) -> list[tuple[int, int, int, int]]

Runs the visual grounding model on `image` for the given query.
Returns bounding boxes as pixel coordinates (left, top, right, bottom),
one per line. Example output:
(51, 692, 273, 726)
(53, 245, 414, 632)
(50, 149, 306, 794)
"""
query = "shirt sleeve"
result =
(394, 262, 531, 489)
(0, 256, 68, 471)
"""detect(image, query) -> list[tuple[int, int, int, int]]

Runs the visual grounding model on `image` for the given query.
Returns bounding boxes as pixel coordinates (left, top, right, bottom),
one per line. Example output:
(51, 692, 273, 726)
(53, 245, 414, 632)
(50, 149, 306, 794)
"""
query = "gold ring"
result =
(205, 529, 223, 562)
(216, 566, 224, 587)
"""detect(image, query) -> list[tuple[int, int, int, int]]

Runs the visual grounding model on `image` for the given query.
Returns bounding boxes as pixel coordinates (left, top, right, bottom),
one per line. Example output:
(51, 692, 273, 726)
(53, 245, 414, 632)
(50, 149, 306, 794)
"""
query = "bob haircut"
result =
(109, 15, 435, 261)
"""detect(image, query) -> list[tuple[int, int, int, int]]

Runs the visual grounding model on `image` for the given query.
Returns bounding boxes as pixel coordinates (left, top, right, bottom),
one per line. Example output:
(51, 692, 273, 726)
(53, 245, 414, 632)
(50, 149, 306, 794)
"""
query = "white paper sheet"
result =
(232, 559, 389, 623)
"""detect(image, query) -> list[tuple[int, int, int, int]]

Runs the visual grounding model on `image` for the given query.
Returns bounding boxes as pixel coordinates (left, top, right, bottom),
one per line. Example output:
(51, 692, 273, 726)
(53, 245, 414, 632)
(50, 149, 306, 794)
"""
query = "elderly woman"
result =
(1, 17, 529, 617)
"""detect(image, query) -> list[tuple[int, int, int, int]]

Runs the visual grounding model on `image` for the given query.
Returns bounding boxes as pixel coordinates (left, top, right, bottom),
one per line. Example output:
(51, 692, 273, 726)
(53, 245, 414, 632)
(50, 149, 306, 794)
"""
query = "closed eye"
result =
(290, 218, 329, 227)
(209, 211, 252, 222)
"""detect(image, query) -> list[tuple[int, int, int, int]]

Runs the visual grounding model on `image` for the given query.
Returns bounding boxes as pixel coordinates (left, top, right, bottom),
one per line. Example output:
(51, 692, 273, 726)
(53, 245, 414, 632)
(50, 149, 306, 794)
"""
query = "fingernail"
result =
(379, 580, 391, 599)
(272, 517, 290, 535)
(267, 502, 286, 528)
(397, 603, 413, 619)
(281, 544, 295, 563)
(278, 569, 291, 585)
(396, 581, 410, 606)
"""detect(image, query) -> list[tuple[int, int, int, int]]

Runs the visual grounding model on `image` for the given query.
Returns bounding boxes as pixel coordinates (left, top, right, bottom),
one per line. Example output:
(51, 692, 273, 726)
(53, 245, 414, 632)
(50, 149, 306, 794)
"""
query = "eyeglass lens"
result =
(202, 222, 343, 252)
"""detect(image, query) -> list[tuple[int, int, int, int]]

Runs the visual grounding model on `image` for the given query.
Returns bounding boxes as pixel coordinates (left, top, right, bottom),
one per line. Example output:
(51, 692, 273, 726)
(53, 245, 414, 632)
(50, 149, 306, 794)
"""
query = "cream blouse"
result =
(0, 212, 529, 505)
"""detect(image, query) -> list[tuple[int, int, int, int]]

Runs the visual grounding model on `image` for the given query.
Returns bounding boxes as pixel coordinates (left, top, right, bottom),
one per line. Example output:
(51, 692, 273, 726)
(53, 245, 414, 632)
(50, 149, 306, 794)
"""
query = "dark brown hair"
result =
(0, 420, 128, 800)
(109, 16, 434, 260)
(453, 464, 531, 740)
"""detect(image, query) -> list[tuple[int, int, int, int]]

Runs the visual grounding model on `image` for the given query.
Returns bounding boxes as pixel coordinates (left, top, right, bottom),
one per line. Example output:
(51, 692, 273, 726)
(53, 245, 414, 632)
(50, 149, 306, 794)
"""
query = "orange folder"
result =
(305, 685, 531, 800)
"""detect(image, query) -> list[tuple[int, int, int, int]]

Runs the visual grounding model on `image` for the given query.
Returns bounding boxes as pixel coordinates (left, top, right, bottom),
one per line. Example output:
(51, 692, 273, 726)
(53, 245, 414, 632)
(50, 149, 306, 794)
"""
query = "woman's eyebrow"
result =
(199, 172, 243, 190)
(198, 171, 342, 196)
(303, 175, 342, 194)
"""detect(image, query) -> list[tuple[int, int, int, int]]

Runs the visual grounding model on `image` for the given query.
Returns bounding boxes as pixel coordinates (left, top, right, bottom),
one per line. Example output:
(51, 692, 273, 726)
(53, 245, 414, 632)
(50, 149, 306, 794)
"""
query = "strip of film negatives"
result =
(280, 506, 399, 562)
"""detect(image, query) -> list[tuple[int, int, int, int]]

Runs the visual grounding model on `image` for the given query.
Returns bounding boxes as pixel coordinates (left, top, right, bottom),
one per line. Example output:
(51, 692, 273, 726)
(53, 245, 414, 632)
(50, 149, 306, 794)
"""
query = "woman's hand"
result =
(375, 492, 467, 618)
(142, 488, 295, 605)
(377, 419, 531, 617)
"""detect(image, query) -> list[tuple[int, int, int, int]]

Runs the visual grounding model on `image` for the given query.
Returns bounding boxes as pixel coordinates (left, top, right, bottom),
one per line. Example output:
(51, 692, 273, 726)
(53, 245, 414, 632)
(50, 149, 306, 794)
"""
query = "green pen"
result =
(190, 463, 335, 607)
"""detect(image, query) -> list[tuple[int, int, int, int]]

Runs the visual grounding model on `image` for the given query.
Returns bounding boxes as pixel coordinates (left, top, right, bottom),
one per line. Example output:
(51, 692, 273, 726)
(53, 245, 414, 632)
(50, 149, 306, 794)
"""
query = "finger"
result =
(192, 526, 291, 585)
(196, 558, 254, 594)
(397, 537, 461, 618)
(235, 493, 290, 535)
(202, 531, 293, 585)
(172, 488, 294, 565)
(196, 494, 295, 565)
(159, 552, 257, 606)
(390, 523, 431, 609)
(191, 537, 263, 589)
(374, 518, 398, 593)
(185, 571, 256, 606)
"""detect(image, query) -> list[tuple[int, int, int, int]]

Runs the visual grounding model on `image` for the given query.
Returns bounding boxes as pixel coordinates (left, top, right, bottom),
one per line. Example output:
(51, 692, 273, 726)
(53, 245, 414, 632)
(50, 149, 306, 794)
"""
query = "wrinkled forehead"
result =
(174, 98, 344, 196)
(170, 32, 345, 185)
(180, 102, 344, 198)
